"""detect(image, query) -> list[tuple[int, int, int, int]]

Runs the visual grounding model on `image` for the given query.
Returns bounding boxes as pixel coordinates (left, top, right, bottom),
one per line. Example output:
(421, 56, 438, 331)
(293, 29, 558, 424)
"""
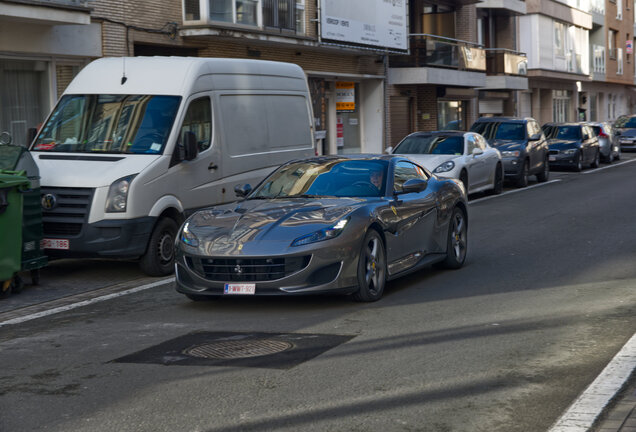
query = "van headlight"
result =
(433, 161, 455, 173)
(291, 219, 349, 247)
(105, 174, 137, 213)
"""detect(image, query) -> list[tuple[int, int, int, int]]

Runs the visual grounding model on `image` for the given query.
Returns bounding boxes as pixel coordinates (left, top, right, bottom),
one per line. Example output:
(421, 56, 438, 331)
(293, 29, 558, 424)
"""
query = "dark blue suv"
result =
(470, 117, 549, 187)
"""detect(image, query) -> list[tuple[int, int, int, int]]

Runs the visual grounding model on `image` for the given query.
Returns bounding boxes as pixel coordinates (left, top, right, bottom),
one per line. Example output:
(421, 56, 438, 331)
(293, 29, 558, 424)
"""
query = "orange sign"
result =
(336, 82, 355, 112)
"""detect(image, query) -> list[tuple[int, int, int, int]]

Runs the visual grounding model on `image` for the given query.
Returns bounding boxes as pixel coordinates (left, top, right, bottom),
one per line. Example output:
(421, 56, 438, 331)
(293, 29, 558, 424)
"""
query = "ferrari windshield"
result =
(394, 135, 464, 155)
(31, 94, 181, 154)
(250, 159, 389, 198)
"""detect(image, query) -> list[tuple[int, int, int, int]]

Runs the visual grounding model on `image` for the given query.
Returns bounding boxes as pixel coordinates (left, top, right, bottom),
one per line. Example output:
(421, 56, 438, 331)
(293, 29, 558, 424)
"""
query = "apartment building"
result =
(1, 0, 410, 154)
(582, 0, 635, 122)
(0, 0, 101, 146)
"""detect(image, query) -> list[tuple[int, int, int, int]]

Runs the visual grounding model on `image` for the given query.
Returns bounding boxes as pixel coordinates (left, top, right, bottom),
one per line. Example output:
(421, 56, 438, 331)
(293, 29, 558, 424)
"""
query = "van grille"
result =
(187, 256, 311, 282)
(41, 187, 93, 237)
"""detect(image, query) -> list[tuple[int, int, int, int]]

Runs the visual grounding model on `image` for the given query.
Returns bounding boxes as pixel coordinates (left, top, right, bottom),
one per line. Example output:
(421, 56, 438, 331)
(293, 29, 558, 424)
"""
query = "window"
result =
(465, 135, 476, 154)
(184, 0, 201, 20)
(263, 0, 295, 30)
(180, 97, 212, 152)
(553, 90, 571, 122)
(609, 30, 617, 59)
(393, 161, 427, 192)
(209, 0, 258, 25)
(554, 22, 565, 57)
(296, 0, 305, 34)
(617, 0, 623, 19)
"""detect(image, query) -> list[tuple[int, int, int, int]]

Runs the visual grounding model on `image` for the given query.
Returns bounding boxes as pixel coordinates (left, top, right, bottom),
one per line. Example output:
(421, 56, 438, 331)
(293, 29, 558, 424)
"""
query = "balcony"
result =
(388, 34, 486, 87)
(0, 0, 91, 25)
(591, 44, 605, 80)
(480, 49, 528, 90)
(476, 0, 526, 15)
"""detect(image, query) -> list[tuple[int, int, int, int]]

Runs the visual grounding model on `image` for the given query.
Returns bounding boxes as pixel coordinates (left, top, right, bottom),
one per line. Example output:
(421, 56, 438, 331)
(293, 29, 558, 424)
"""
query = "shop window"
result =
(437, 101, 465, 131)
(0, 59, 50, 147)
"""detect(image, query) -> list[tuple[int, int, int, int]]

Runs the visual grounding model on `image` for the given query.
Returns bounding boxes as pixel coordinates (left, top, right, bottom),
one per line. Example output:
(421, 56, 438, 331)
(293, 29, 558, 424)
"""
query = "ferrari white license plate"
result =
(40, 238, 70, 250)
(224, 283, 256, 295)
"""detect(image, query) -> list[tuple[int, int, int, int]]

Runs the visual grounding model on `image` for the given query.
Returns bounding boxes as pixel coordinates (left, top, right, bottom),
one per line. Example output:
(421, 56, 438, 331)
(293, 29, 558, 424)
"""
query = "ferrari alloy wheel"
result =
(440, 207, 467, 269)
(353, 230, 386, 302)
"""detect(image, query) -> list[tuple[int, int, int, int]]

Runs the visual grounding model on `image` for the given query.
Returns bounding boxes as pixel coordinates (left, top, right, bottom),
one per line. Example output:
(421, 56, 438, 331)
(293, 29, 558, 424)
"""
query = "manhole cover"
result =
(183, 339, 293, 359)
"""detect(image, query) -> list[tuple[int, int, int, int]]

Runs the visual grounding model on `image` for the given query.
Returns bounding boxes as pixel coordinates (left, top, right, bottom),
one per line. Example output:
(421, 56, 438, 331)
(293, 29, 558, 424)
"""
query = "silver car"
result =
(175, 155, 468, 302)
(586, 122, 621, 162)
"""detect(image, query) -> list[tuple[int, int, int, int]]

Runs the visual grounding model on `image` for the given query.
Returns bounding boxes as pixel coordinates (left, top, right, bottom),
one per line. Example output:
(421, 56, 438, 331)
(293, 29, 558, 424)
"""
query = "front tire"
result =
(352, 230, 386, 302)
(515, 160, 529, 188)
(574, 153, 583, 172)
(489, 163, 503, 195)
(590, 150, 600, 168)
(536, 157, 549, 182)
(439, 206, 467, 269)
(140, 217, 178, 276)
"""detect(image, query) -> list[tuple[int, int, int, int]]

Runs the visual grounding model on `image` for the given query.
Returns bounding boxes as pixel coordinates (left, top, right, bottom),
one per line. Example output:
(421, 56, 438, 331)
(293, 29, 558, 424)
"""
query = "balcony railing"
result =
(485, 49, 527, 76)
(592, 44, 605, 73)
(389, 34, 486, 72)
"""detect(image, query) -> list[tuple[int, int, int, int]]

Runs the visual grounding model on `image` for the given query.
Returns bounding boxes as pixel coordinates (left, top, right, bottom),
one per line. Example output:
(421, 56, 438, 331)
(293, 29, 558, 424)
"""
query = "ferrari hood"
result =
(184, 198, 363, 255)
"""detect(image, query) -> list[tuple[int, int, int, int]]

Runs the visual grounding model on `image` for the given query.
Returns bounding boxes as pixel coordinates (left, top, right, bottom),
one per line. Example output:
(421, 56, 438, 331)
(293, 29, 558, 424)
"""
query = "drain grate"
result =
(184, 339, 293, 359)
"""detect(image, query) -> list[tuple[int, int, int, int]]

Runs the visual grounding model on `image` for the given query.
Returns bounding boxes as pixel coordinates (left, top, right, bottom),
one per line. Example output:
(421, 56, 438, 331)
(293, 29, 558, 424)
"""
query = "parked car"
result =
(386, 131, 503, 195)
(586, 121, 620, 162)
(175, 155, 468, 303)
(613, 114, 636, 151)
(541, 122, 600, 171)
(470, 117, 550, 188)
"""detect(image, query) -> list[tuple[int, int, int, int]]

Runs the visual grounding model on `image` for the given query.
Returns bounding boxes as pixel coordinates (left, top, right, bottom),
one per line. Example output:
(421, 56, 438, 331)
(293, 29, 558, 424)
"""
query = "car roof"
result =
(543, 122, 581, 127)
(403, 130, 466, 138)
(474, 116, 533, 123)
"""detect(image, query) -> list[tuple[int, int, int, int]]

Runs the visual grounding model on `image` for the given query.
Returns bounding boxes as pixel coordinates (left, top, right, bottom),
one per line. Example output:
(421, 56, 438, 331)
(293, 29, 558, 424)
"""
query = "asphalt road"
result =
(1, 157, 636, 432)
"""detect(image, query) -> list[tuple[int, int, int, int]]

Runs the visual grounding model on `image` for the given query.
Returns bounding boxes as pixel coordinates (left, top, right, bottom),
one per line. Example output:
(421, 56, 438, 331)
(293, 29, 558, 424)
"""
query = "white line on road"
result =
(583, 158, 636, 174)
(0, 277, 175, 328)
(548, 332, 636, 432)
(469, 179, 562, 205)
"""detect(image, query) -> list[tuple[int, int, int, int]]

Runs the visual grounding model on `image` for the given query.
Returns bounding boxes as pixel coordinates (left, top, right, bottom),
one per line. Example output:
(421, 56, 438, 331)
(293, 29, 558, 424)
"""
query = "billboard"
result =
(320, 0, 407, 51)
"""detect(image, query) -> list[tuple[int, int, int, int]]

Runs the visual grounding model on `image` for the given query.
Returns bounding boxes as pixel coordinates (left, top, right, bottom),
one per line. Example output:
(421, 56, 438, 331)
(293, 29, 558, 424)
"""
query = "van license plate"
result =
(41, 239, 70, 250)
(224, 283, 255, 295)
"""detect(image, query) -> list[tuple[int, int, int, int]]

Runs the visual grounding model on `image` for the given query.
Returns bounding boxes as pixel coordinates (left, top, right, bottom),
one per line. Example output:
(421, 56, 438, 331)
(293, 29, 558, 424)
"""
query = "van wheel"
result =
(140, 218, 178, 276)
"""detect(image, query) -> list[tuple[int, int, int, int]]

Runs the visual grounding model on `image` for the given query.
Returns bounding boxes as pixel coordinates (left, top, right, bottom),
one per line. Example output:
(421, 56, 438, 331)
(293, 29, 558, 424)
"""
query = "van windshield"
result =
(31, 94, 181, 154)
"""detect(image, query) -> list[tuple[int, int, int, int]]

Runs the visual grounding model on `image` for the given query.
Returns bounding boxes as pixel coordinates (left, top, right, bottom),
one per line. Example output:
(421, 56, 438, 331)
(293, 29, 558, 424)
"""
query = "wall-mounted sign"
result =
(320, 0, 407, 51)
(336, 82, 355, 112)
(627, 40, 633, 55)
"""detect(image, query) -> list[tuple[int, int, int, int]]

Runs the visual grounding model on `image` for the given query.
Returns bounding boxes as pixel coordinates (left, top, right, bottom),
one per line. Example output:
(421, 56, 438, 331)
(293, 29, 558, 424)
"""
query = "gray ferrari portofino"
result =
(175, 155, 468, 302)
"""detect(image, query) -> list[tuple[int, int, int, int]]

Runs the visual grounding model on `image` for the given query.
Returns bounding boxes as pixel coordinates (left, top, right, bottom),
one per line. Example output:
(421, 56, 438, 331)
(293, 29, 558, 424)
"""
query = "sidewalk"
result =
(549, 332, 636, 432)
(592, 373, 636, 432)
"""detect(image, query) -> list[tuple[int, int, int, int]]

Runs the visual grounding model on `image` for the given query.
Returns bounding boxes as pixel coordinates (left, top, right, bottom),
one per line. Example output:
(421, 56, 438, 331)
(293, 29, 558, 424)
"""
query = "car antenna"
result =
(120, 57, 127, 85)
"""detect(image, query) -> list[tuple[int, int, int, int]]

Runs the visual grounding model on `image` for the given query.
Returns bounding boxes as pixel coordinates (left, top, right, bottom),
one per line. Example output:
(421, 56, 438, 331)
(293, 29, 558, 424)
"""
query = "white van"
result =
(30, 57, 315, 275)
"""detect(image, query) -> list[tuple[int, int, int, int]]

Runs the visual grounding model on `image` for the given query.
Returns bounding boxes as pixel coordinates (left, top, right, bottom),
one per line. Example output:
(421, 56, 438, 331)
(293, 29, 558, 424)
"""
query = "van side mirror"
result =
(27, 128, 38, 146)
(183, 131, 198, 161)
(234, 184, 252, 198)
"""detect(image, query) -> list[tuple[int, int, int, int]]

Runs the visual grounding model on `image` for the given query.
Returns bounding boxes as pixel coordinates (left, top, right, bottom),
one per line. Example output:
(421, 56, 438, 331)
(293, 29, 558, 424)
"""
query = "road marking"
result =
(469, 179, 562, 205)
(583, 158, 636, 174)
(0, 278, 175, 328)
(548, 332, 636, 432)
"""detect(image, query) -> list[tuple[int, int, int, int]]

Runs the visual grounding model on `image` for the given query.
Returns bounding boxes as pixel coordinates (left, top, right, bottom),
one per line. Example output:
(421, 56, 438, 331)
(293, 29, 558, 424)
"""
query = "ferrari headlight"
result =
(433, 161, 455, 173)
(501, 150, 521, 157)
(105, 174, 137, 213)
(291, 219, 349, 247)
(180, 221, 199, 247)
(563, 149, 577, 155)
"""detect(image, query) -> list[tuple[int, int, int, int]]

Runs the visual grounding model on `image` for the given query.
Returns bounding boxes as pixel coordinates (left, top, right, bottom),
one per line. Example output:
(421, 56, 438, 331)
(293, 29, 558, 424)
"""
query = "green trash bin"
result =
(0, 172, 29, 296)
